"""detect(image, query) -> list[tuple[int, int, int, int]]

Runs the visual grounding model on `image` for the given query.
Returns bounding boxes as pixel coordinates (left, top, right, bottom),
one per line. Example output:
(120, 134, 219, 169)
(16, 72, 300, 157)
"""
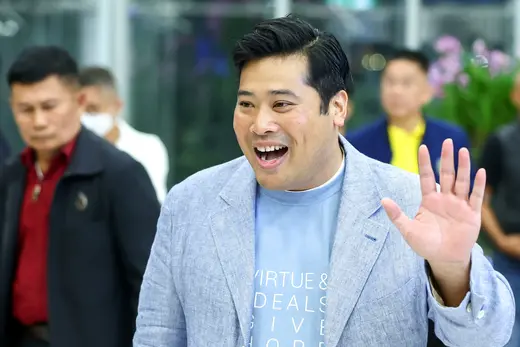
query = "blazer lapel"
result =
(209, 160, 256, 346)
(325, 138, 390, 347)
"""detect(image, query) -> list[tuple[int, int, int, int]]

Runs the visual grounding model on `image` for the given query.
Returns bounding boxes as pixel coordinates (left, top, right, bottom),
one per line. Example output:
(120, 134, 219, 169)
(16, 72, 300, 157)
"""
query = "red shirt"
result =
(13, 139, 77, 325)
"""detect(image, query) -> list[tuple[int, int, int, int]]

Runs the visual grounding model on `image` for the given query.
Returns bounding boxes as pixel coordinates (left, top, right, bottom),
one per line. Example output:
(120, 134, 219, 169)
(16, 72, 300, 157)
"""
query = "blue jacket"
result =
(348, 117, 472, 183)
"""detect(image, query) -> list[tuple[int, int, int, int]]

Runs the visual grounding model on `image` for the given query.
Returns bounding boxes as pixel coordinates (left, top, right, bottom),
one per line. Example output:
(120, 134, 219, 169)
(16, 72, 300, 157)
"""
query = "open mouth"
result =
(254, 145, 289, 169)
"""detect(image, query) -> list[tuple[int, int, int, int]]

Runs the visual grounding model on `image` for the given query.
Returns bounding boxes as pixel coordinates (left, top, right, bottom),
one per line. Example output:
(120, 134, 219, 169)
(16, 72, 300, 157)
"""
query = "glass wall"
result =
(129, 1, 273, 184)
(0, 0, 516, 187)
(294, 0, 406, 131)
(130, 0, 408, 184)
(419, 2, 513, 71)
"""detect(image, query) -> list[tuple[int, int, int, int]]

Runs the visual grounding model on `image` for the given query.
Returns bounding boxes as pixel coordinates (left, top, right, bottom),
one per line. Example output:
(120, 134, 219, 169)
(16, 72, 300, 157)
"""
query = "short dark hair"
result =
(386, 49, 430, 73)
(7, 45, 79, 86)
(232, 15, 353, 114)
(78, 66, 117, 91)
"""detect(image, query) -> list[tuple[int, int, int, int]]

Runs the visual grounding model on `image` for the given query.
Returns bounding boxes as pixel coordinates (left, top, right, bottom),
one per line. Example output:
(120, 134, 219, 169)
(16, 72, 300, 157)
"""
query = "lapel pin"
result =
(75, 191, 88, 211)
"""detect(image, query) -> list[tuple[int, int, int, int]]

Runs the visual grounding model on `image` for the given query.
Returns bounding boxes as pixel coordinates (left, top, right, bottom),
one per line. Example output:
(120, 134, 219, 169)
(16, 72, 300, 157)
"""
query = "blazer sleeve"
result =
(133, 194, 187, 347)
(426, 244, 515, 346)
(108, 159, 161, 320)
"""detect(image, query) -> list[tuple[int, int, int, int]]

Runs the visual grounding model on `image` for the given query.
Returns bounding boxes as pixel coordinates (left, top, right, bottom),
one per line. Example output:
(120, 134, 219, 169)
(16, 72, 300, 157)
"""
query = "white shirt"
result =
(116, 120, 169, 203)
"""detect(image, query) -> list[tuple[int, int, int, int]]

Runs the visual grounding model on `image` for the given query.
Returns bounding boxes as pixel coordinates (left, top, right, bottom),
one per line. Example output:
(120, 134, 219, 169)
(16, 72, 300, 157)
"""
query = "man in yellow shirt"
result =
(387, 118, 425, 174)
(348, 50, 471, 182)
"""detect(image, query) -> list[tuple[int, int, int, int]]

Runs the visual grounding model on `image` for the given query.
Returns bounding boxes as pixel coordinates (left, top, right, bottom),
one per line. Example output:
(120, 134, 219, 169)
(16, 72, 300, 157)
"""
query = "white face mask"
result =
(81, 113, 115, 136)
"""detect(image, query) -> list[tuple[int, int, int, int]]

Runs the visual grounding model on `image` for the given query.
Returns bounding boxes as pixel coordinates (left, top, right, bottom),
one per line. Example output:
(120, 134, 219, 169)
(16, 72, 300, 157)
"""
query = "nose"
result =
(250, 107, 279, 135)
(33, 110, 49, 129)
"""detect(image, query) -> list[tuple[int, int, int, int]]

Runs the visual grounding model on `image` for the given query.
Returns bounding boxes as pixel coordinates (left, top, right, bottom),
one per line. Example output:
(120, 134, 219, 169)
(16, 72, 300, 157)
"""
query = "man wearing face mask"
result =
(78, 67, 169, 202)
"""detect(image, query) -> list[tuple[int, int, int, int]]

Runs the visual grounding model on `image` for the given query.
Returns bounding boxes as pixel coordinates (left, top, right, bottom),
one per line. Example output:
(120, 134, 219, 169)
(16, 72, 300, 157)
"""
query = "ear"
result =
(114, 98, 123, 116)
(77, 91, 86, 108)
(330, 90, 349, 128)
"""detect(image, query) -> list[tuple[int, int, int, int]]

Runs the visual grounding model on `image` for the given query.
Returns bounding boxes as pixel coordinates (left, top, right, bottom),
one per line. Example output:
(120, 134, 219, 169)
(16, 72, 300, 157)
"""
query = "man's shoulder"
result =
(494, 121, 520, 141)
(80, 128, 145, 176)
(162, 156, 247, 208)
(347, 119, 386, 144)
(122, 123, 165, 149)
(426, 118, 467, 138)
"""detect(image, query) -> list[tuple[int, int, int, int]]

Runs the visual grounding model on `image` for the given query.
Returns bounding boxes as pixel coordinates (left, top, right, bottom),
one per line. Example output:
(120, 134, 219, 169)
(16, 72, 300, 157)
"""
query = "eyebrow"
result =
(237, 89, 301, 100)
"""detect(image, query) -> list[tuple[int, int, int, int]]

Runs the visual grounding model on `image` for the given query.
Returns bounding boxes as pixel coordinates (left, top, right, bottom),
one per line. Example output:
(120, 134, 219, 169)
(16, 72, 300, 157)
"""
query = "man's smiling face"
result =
(233, 54, 346, 191)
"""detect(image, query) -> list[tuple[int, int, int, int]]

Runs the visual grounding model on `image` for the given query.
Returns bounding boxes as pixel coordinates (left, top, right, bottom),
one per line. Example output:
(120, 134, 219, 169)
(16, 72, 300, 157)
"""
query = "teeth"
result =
(256, 145, 287, 152)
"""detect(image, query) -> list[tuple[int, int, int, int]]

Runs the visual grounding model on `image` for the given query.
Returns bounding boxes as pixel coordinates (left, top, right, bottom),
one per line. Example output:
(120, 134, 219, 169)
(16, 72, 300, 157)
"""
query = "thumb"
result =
(381, 198, 411, 235)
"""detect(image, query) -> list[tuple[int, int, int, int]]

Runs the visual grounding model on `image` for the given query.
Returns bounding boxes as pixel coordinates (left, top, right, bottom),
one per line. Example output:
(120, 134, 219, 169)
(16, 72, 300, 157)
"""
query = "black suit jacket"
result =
(0, 128, 161, 347)
(0, 130, 10, 164)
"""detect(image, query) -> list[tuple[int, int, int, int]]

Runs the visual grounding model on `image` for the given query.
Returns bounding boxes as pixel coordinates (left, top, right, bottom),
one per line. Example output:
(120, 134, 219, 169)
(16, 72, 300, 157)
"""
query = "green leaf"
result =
(426, 54, 517, 155)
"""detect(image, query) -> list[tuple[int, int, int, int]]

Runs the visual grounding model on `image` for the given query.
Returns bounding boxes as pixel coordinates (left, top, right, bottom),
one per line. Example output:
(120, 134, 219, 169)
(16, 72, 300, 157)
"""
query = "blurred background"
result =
(0, 0, 517, 186)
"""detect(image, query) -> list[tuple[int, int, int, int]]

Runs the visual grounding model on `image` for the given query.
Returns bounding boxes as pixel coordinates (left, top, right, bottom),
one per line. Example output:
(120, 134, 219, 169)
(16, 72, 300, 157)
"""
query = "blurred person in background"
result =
(134, 16, 513, 347)
(0, 129, 10, 163)
(0, 46, 160, 347)
(79, 67, 169, 203)
(480, 71, 520, 347)
(348, 50, 471, 182)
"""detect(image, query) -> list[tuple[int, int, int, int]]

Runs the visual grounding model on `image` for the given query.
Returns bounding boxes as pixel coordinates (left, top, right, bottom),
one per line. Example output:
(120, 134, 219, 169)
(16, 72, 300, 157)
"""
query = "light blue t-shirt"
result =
(251, 159, 345, 347)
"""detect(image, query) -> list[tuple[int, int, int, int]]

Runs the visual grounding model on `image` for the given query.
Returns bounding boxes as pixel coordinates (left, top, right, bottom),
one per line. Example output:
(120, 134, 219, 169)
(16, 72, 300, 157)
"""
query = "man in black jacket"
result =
(0, 46, 161, 347)
(0, 130, 10, 163)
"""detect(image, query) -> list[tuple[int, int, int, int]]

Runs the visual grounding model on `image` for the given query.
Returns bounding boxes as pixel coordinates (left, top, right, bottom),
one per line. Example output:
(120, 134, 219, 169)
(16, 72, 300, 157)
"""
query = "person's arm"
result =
(423, 135, 514, 345)
(133, 192, 187, 347)
(479, 134, 507, 245)
(109, 159, 161, 318)
(150, 137, 169, 204)
(427, 244, 515, 346)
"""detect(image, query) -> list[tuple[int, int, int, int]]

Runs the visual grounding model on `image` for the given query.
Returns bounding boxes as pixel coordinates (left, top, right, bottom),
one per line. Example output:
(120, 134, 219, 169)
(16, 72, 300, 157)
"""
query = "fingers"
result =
(418, 145, 437, 196)
(454, 148, 471, 199)
(469, 168, 486, 212)
(381, 198, 411, 236)
(439, 139, 456, 194)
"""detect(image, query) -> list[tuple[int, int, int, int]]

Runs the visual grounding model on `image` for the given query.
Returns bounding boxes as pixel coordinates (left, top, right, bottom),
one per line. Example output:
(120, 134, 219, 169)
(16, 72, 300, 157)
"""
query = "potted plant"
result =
(424, 36, 518, 157)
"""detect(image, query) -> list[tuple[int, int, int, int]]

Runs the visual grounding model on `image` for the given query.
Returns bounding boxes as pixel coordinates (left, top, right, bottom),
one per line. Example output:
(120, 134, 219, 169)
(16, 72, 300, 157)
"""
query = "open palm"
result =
(382, 139, 486, 264)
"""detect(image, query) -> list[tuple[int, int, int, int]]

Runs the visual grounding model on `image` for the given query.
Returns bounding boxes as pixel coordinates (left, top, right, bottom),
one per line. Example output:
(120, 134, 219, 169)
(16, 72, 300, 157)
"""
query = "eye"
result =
(273, 101, 293, 109)
(239, 101, 253, 108)
(42, 104, 56, 111)
(41, 101, 58, 111)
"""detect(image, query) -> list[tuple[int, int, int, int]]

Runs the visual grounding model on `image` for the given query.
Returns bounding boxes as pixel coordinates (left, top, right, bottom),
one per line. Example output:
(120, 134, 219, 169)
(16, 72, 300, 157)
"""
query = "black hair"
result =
(7, 45, 79, 87)
(232, 15, 354, 114)
(386, 49, 430, 73)
(78, 66, 117, 91)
